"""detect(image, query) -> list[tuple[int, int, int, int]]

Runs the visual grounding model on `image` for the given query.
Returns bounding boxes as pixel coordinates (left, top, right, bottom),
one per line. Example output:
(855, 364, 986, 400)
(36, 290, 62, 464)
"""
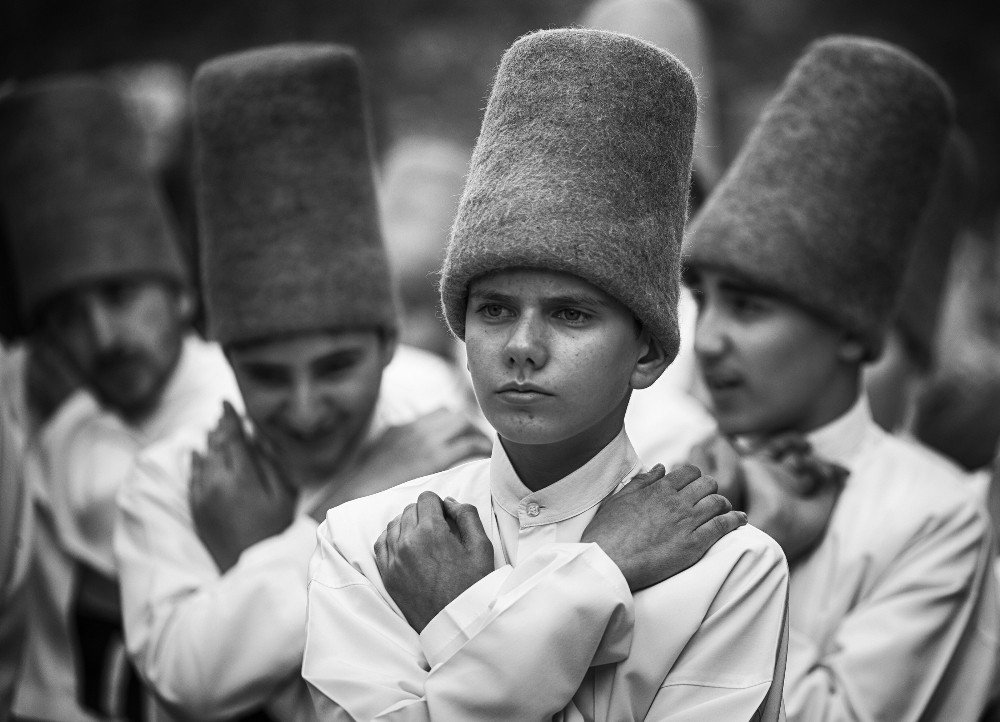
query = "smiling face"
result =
(464, 268, 666, 456)
(687, 267, 863, 438)
(227, 330, 394, 488)
(41, 278, 189, 422)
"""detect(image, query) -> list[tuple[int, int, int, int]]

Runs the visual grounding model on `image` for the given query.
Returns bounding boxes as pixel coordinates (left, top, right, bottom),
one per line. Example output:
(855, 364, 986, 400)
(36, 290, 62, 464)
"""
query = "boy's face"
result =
(688, 267, 858, 438)
(41, 278, 188, 422)
(228, 330, 393, 488)
(465, 268, 659, 448)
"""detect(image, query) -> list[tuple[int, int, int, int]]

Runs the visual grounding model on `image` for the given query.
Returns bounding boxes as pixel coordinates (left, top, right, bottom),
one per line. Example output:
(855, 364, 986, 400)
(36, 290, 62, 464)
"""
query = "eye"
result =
(313, 351, 363, 379)
(100, 280, 142, 308)
(725, 292, 767, 318)
(554, 308, 591, 324)
(476, 303, 513, 321)
(239, 363, 289, 388)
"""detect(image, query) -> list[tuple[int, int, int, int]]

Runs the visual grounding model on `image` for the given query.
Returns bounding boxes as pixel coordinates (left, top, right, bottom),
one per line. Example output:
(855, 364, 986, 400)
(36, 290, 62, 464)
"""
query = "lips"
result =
(701, 369, 743, 393)
(495, 382, 553, 404)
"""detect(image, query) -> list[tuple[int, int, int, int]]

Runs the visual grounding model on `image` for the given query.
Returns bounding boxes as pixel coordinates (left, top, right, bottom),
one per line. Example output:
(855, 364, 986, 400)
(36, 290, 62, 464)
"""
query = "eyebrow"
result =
(468, 290, 519, 306)
(718, 278, 775, 298)
(469, 289, 607, 307)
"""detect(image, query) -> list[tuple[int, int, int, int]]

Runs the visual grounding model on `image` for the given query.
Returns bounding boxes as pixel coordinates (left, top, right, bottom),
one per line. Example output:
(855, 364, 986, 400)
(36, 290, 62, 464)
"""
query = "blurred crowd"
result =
(3, 0, 1000, 720)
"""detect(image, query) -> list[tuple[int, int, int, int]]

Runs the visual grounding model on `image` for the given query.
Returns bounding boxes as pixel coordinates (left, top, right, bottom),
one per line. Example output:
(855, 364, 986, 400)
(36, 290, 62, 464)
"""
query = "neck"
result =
(500, 400, 628, 492)
(800, 370, 862, 434)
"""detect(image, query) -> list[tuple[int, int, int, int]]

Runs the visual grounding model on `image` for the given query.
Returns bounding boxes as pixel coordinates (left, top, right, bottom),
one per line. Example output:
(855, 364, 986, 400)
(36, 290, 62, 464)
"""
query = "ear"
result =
(836, 329, 867, 365)
(175, 288, 196, 323)
(630, 327, 672, 391)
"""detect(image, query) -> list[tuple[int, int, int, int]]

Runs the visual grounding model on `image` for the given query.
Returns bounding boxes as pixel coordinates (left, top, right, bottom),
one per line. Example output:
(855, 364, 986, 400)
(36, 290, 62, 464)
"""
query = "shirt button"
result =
(526, 502, 540, 517)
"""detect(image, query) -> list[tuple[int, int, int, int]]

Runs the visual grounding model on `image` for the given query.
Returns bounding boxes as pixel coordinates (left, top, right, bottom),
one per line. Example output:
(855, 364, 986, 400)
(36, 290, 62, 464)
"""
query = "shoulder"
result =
(705, 524, 788, 579)
(120, 428, 203, 511)
(867, 429, 984, 521)
(151, 336, 241, 437)
(321, 458, 491, 551)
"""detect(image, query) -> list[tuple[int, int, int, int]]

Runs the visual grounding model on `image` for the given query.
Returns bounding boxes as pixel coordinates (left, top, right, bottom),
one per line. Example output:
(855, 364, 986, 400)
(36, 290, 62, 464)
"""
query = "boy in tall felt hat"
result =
(0, 77, 242, 721)
(682, 36, 999, 719)
(114, 43, 490, 720)
(303, 29, 788, 720)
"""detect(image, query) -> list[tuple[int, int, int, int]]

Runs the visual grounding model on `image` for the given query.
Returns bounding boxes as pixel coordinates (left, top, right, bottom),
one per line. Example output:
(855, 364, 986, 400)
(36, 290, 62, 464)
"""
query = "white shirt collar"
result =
(806, 393, 872, 469)
(489, 427, 642, 526)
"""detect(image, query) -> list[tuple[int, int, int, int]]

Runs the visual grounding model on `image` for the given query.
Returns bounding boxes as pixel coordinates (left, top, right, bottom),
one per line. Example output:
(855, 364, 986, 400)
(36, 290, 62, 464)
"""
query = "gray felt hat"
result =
(440, 28, 697, 360)
(193, 43, 395, 346)
(684, 36, 954, 358)
(0, 77, 186, 325)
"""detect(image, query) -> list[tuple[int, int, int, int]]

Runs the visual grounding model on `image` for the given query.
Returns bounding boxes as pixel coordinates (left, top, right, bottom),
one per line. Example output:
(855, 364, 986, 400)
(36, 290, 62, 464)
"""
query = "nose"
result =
(504, 311, 548, 372)
(284, 375, 325, 433)
(84, 298, 120, 352)
(693, 301, 729, 362)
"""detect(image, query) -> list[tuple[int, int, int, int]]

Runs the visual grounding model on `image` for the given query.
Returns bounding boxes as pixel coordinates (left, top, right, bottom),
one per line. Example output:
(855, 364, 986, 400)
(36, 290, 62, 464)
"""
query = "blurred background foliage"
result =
(3, 0, 998, 227)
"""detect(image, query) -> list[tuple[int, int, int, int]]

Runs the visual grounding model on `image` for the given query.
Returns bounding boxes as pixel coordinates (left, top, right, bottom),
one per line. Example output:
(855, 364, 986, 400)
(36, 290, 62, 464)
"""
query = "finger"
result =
(687, 443, 714, 476)
(399, 503, 419, 536)
(386, 514, 403, 549)
(443, 497, 488, 544)
(679, 472, 719, 503)
(188, 452, 204, 501)
(691, 492, 733, 526)
(762, 433, 811, 461)
(665, 464, 702, 491)
(374, 530, 389, 575)
(416, 491, 445, 527)
(693, 509, 748, 547)
(612, 463, 666, 499)
(252, 443, 294, 498)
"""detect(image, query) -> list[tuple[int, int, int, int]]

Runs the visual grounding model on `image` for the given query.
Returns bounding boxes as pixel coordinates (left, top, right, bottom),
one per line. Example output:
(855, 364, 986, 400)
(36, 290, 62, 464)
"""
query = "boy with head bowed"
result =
(114, 44, 489, 721)
(0, 77, 241, 721)
(303, 29, 789, 720)
(683, 37, 1000, 719)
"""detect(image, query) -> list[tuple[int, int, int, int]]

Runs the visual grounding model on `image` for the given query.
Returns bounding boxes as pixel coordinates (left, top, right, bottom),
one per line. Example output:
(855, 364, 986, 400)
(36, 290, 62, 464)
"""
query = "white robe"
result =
(115, 345, 472, 721)
(783, 397, 1000, 720)
(303, 429, 790, 721)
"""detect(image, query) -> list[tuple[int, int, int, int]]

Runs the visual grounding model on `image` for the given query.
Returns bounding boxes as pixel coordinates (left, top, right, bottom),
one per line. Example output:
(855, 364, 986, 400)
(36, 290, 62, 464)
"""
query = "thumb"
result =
(251, 436, 294, 499)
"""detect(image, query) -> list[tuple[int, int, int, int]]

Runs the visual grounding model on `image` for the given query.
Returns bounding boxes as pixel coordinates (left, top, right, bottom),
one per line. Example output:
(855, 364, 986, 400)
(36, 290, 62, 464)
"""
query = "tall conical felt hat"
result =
(193, 43, 395, 346)
(684, 36, 954, 358)
(0, 77, 186, 326)
(580, 0, 723, 196)
(440, 28, 697, 361)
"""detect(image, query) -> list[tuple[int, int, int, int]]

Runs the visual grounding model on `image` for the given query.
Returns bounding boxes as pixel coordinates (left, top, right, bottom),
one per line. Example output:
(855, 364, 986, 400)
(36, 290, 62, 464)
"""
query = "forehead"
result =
(54, 277, 172, 303)
(469, 268, 614, 303)
(229, 330, 379, 365)
(685, 266, 777, 297)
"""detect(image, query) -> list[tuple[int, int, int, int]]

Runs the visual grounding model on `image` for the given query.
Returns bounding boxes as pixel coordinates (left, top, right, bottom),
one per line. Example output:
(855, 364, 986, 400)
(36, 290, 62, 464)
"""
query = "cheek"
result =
(239, 386, 286, 424)
(327, 362, 386, 417)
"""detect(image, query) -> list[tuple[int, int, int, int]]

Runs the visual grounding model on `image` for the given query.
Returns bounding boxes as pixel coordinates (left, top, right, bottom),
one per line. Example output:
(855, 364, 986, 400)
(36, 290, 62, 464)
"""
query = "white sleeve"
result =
(34, 391, 134, 577)
(302, 522, 634, 721)
(643, 534, 789, 721)
(115, 445, 317, 719)
(783, 498, 995, 721)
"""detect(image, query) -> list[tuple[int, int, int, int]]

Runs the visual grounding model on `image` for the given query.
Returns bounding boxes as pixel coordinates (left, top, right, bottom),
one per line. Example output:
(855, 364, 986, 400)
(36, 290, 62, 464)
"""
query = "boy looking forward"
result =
(303, 29, 789, 720)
